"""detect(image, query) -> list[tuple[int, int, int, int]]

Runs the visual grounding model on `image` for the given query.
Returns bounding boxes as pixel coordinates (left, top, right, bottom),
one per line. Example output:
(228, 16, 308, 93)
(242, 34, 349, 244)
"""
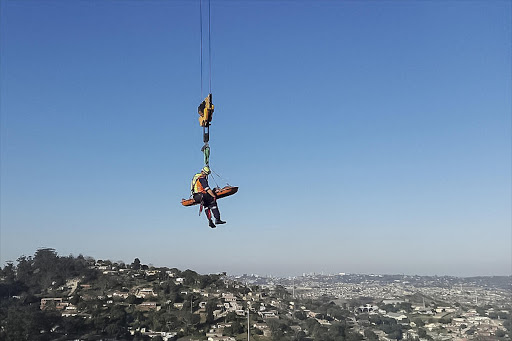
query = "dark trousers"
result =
(193, 193, 221, 221)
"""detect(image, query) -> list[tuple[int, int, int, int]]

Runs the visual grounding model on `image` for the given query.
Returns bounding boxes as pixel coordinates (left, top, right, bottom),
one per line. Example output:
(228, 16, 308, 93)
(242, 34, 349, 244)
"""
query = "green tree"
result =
(398, 302, 413, 313)
(495, 329, 506, 337)
(70, 293, 80, 305)
(33, 248, 60, 289)
(413, 318, 424, 327)
(181, 311, 200, 327)
(206, 300, 217, 324)
(182, 269, 199, 285)
(273, 285, 291, 299)
(225, 319, 244, 336)
(126, 294, 142, 305)
(294, 311, 307, 320)
(306, 318, 320, 332)
(312, 325, 330, 341)
(3, 305, 61, 341)
(132, 258, 141, 270)
(1, 262, 15, 282)
(346, 331, 364, 341)
(369, 314, 383, 325)
(364, 329, 379, 340)
(16, 255, 34, 287)
(503, 320, 511, 332)
(328, 321, 346, 339)
(267, 319, 291, 339)
(388, 329, 403, 340)
(293, 330, 307, 341)
(418, 328, 427, 338)
(476, 307, 486, 316)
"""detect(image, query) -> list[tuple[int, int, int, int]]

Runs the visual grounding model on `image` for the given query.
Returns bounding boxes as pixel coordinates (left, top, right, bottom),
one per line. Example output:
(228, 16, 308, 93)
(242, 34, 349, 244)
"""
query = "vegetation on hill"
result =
(1, 249, 509, 341)
(0, 249, 366, 341)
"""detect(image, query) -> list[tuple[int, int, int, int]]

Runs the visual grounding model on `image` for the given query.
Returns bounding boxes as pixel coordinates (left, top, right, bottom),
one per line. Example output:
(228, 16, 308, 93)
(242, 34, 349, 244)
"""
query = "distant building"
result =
(385, 312, 408, 321)
(136, 288, 157, 298)
(40, 298, 63, 310)
(136, 302, 160, 311)
(357, 304, 379, 313)
(382, 299, 405, 305)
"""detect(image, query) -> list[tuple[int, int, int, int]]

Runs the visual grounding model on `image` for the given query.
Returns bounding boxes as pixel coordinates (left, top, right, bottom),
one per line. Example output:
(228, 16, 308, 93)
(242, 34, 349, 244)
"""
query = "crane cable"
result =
(199, 0, 213, 98)
(208, 0, 212, 94)
(199, 0, 203, 100)
(199, 0, 212, 167)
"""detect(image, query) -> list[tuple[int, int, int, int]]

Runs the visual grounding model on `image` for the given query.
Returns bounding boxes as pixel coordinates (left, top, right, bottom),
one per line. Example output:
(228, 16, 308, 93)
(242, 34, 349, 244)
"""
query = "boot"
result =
(215, 219, 226, 225)
(209, 220, 216, 228)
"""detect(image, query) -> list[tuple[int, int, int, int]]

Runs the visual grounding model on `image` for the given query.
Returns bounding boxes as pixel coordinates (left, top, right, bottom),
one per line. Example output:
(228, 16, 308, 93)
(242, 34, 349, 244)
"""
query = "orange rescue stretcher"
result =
(181, 186, 238, 207)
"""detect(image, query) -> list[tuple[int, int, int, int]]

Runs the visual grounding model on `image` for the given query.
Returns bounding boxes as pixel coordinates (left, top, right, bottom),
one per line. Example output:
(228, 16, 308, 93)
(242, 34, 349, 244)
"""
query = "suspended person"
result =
(191, 166, 226, 228)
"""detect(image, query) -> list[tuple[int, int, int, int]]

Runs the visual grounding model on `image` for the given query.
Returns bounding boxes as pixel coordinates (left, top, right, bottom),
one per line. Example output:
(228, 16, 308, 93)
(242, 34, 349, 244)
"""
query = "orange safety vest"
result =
(191, 173, 207, 194)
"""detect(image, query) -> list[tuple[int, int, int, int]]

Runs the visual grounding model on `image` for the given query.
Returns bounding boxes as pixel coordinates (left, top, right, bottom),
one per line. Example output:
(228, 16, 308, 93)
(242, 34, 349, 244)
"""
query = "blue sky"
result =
(1, 0, 510, 277)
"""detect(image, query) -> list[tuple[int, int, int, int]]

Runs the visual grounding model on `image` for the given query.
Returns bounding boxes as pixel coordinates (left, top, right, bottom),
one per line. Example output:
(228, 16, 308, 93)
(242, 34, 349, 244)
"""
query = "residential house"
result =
(258, 310, 278, 319)
(112, 291, 130, 299)
(435, 306, 456, 313)
(61, 304, 78, 317)
(206, 328, 224, 339)
(382, 299, 405, 305)
(137, 302, 160, 311)
(318, 319, 331, 326)
(253, 323, 271, 337)
(222, 293, 237, 302)
(144, 270, 159, 277)
(216, 323, 232, 328)
(136, 288, 157, 298)
(207, 337, 235, 341)
(40, 298, 63, 310)
(357, 304, 379, 313)
(385, 312, 408, 321)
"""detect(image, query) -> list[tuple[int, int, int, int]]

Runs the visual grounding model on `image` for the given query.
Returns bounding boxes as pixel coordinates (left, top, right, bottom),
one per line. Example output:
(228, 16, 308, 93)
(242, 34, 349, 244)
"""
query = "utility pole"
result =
(292, 277, 295, 299)
(247, 308, 250, 341)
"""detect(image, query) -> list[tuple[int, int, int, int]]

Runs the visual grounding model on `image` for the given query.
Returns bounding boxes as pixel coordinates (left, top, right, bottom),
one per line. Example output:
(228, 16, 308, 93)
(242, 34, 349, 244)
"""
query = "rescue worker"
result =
(191, 166, 226, 228)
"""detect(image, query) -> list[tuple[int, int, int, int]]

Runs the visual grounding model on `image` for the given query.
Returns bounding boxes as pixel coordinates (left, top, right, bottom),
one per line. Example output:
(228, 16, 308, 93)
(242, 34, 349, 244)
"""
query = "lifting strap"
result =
(201, 144, 210, 166)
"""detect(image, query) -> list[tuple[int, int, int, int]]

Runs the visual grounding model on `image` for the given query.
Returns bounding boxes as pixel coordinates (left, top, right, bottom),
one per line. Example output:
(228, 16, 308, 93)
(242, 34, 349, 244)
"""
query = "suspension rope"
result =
(209, 172, 220, 189)
(211, 169, 231, 187)
(208, 0, 212, 93)
(199, 0, 203, 100)
(199, 0, 212, 98)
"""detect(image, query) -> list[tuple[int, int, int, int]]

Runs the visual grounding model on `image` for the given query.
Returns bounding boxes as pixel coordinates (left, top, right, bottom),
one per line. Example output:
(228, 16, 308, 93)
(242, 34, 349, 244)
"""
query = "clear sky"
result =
(1, 0, 510, 277)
